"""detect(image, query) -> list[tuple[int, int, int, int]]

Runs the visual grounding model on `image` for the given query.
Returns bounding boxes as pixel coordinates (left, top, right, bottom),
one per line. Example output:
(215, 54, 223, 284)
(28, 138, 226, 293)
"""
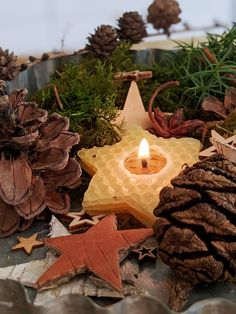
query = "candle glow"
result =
(138, 138, 150, 158)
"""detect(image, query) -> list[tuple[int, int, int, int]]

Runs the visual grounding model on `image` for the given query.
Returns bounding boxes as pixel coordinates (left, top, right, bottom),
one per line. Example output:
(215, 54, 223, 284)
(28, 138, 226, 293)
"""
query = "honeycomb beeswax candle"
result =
(78, 126, 201, 226)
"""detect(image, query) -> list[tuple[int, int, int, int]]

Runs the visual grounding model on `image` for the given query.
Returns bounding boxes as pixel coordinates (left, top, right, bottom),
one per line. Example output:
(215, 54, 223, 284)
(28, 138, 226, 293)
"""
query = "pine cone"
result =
(86, 25, 119, 57)
(117, 11, 147, 44)
(147, 0, 181, 36)
(0, 48, 20, 81)
(154, 154, 236, 311)
(0, 85, 82, 238)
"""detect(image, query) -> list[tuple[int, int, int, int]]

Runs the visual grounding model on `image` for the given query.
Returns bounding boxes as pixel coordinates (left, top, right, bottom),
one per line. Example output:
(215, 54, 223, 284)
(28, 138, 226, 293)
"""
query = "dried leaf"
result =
(0, 155, 32, 205)
(201, 96, 227, 119)
(32, 148, 69, 171)
(45, 191, 71, 214)
(0, 200, 19, 238)
(224, 87, 236, 113)
(15, 176, 46, 219)
(42, 158, 82, 190)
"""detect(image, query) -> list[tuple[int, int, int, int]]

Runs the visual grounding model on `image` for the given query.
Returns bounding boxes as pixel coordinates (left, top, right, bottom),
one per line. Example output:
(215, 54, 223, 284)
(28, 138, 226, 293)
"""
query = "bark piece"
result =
(201, 96, 227, 119)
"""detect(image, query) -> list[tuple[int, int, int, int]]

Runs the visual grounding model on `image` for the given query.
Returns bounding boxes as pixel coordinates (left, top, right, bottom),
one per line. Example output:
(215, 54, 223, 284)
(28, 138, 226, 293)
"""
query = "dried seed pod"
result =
(154, 154, 236, 311)
(117, 11, 147, 44)
(0, 87, 82, 237)
(0, 48, 20, 80)
(86, 25, 119, 57)
(147, 0, 181, 36)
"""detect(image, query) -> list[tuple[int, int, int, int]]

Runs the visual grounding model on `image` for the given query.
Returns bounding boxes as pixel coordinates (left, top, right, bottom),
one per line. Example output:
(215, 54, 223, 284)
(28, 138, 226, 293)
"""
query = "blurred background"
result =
(0, 0, 234, 55)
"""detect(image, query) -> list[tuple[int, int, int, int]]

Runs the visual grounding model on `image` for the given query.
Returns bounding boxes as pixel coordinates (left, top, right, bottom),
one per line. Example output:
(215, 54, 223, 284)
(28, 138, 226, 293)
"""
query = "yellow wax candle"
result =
(78, 126, 201, 227)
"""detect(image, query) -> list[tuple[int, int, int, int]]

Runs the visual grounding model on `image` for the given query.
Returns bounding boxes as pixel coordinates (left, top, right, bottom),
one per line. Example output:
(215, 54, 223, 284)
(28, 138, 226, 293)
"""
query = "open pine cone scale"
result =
(0, 83, 82, 237)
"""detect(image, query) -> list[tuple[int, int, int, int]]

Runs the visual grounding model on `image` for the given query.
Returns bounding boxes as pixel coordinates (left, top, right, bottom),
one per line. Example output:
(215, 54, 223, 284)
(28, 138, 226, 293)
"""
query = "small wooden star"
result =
(132, 244, 157, 261)
(199, 130, 236, 159)
(12, 233, 44, 255)
(61, 209, 105, 233)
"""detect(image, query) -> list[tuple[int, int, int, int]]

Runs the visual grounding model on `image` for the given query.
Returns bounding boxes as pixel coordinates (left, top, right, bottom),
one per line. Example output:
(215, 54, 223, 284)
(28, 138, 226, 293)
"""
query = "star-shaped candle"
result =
(78, 126, 201, 226)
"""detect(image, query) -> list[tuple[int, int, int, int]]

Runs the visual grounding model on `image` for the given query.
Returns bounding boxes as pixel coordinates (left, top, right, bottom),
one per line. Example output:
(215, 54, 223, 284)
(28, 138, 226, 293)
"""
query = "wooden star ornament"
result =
(12, 233, 44, 255)
(132, 244, 157, 261)
(199, 130, 236, 160)
(114, 71, 153, 132)
(61, 209, 105, 232)
(35, 214, 154, 291)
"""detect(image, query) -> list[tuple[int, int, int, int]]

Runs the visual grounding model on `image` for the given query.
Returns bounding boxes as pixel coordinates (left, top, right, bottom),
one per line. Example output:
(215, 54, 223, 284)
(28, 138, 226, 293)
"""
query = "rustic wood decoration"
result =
(115, 71, 153, 132)
(199, 130, 236, 159)
(12, 233, 44, 255)
(209, 130, 236, 163)
(0, 216, 169, 305)
(131, 244, 156, 261)
(61, 208, 105, 233)
(35, 214, 154, 291)
(78, 126, 201, 226)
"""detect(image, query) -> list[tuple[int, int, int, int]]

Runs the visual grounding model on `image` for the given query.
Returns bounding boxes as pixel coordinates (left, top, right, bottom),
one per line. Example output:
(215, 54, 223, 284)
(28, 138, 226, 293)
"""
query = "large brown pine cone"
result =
(0, 82, 82, 238)
(0, 48, 20, 81)
(117, 11, 147, 44)
(86, 25, 119, 57)
(154, 154, 236, 310)
(147, 0, 181, 36)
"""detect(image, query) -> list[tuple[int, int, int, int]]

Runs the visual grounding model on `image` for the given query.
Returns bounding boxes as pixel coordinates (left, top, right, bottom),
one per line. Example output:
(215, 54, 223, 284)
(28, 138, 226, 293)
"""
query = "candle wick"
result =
(141, 158, 148, 169)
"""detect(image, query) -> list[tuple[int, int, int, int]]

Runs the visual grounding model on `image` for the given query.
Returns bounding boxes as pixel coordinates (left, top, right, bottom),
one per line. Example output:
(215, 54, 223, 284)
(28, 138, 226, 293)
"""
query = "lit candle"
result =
(139, 138, 149, 169)
(78, 126, 201, 227)
(124, 138, 167, 175)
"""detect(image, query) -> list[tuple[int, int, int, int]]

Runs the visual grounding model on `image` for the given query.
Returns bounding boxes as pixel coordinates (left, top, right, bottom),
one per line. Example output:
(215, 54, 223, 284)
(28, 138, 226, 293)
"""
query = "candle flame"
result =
(138, 138, 150, 158)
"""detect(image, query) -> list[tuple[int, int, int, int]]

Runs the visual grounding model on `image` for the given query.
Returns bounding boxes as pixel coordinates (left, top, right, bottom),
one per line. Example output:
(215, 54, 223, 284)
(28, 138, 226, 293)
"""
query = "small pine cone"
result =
(117, 11, 147, 44)
(147, 0, 181, 36)
(86, 25, 119, 57)
(0, 48, 20, 81)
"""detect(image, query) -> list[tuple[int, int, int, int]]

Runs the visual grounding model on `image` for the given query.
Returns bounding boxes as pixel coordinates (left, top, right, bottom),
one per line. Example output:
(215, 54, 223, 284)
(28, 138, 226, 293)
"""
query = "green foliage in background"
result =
(35, 26, 236, 148)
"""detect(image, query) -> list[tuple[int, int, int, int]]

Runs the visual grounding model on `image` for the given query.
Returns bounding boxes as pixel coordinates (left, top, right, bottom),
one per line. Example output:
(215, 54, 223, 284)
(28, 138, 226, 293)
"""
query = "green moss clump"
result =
(36, 61, 125, 148)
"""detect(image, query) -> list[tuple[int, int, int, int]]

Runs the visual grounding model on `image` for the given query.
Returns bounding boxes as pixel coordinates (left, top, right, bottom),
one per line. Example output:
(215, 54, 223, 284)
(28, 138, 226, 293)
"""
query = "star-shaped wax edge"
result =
(78, 126, 201, 226)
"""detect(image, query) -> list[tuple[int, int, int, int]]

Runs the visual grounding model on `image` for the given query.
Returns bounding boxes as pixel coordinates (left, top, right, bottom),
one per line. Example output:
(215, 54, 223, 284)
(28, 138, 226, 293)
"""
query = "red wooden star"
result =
(35, 214, 153, 291)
